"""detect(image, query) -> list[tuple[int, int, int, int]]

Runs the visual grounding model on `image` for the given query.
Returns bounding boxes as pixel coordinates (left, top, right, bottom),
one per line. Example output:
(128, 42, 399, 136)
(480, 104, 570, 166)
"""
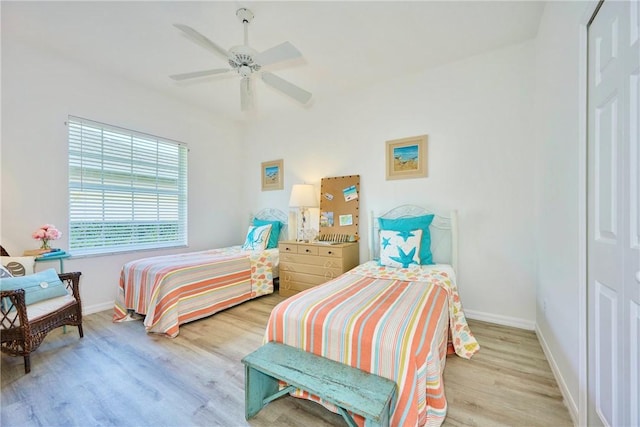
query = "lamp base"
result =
(297, 208, 307, 242)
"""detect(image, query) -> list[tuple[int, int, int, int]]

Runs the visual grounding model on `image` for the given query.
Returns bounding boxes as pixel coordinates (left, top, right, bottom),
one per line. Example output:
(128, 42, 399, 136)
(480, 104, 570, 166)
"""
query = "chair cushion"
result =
(1, 268, 69, 309)
(26, 294, 76, 322)
(1, 294, 76, 327)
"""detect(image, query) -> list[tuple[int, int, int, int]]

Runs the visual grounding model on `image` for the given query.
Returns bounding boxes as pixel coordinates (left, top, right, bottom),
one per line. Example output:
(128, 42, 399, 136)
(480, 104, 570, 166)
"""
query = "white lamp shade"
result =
(289, 184, 318, 208)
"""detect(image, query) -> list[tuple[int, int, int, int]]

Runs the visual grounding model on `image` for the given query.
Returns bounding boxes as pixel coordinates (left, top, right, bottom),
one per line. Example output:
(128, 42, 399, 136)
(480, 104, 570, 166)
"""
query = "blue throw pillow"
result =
(252, 218, 282, 249)
(378, 214, 435, 265)
(0, 268, 68, 308)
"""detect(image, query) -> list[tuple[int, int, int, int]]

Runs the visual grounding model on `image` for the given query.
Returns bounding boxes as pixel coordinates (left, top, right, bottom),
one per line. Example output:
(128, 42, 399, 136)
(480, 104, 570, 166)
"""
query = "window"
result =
(68, 116, 188, 256)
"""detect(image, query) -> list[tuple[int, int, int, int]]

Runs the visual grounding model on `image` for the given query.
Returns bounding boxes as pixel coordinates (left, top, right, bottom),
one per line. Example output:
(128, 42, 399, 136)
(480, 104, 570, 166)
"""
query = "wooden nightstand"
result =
(278, 241, 359, 297)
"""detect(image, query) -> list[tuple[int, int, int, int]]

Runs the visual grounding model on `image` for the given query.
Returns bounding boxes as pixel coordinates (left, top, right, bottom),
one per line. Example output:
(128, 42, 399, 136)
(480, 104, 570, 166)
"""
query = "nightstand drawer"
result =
(296, 245, 318, 256)
(279, 243, 299, 254)
(279, 281, 318, 298)
(280, 271, 331, 288)
(279, 243, 321, 256)
(280, 262, 342, 278)
(280, 253, 342, 269)
(317, 246, 343, 258)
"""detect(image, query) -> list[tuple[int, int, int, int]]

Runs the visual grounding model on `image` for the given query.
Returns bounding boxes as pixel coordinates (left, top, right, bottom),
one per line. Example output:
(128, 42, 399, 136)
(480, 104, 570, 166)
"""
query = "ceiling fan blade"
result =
(174, 24, 231, 60)
(240, 77, 252, 112)
(169, 68, 231, 81)
(254, 41, 302, 67)
(261, 72, 312, 104)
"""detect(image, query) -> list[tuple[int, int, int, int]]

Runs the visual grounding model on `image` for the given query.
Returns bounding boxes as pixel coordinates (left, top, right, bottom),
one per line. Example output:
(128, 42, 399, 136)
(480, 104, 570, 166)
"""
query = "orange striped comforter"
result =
(265, 261, 479, 426)
(113, 247, 276, 337)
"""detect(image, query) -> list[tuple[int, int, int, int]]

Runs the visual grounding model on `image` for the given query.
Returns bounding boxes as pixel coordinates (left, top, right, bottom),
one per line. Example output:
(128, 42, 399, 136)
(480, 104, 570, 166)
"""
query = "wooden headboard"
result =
(369, 205, 458, 273)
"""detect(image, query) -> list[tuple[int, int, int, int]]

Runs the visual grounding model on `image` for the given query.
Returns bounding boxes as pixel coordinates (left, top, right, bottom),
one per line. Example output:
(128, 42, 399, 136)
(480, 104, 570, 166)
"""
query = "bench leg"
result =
(244, 365, 279, 419)
(362, 403, 391, 427)
(336, 406, 358, 427)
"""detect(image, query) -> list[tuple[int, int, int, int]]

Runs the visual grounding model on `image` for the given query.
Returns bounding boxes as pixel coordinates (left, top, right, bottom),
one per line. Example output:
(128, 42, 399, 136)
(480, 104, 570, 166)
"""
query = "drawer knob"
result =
(305, 249, 311, 253)
(328, 251, 333, 255)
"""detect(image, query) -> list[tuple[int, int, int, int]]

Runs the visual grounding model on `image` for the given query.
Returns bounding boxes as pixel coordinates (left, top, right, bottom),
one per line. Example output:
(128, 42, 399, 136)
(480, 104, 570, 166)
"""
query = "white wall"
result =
(243, 41, 538, 328)
(534, 1, 595, 423)
(1, 5, 590, 419)
(1, 38, 245, 313)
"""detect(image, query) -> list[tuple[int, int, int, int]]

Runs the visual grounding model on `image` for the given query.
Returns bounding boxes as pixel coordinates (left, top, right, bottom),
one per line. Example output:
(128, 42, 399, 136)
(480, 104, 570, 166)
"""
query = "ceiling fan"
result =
(170, 8, 312, 111)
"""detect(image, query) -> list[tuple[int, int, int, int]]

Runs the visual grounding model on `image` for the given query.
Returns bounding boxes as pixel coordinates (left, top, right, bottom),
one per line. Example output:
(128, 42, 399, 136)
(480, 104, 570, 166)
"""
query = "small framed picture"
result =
(261, 159, 284, 191)
(385, 135, 428, 180)
(339, 214, 353, 226)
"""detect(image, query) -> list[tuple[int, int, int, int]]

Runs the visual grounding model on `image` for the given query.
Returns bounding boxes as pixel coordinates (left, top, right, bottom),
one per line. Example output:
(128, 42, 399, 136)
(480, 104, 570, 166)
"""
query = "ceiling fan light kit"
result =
(171, 8, 311, 112)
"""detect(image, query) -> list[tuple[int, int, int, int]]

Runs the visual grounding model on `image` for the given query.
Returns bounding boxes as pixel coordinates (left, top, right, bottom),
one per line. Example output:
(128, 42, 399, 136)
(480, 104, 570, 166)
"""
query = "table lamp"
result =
(289, 184, 318, 242)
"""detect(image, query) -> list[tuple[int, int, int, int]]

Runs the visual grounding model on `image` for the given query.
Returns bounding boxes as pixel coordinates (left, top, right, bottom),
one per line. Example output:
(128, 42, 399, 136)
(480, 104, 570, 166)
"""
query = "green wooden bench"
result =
(241, 342, 396, 427)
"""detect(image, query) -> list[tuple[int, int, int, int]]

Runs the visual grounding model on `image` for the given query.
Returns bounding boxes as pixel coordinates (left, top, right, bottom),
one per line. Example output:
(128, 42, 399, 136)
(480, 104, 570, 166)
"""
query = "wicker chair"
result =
(1, 271, 83, 373)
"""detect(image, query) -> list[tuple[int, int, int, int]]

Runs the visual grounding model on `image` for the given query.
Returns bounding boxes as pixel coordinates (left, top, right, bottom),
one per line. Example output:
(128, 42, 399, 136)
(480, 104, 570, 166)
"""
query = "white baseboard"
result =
(82, 301, 114, 316)
(465, 309, 535, 330)
(536, 325, 579, 426)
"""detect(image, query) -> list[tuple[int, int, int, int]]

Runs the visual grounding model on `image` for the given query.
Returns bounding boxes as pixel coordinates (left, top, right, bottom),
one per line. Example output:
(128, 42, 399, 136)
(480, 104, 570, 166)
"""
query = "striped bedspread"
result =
(265, 261, 479, 427)
(113, 246, 276, 337)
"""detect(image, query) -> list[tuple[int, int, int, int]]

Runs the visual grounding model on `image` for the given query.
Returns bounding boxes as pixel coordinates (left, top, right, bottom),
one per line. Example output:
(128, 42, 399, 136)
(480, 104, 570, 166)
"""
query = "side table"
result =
(35, 253, 70, 273)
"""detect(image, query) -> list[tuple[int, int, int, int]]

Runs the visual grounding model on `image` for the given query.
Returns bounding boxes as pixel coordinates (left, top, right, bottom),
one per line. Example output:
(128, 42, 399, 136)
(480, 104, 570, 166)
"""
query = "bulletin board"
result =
(318, 175, 360, 242)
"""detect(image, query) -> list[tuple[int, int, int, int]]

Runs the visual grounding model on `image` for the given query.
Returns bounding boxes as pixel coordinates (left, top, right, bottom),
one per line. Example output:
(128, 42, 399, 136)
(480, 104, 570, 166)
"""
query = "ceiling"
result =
(2, 1, 545, 121)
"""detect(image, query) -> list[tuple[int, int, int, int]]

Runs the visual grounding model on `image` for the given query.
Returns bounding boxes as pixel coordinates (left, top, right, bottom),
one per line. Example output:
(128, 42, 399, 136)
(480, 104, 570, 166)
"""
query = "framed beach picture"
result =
(261, 159, 284, 191)
(385, 135, 428, 180)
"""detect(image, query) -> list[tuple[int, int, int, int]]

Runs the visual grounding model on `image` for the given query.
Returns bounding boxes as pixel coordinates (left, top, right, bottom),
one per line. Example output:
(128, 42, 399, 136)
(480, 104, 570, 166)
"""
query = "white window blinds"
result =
(68, 116, 188, 255)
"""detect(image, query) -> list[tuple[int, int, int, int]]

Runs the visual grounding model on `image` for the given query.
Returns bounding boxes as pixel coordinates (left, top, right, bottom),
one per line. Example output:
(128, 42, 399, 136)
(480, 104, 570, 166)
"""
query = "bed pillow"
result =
(378, 214, 435, 265)
(0, 268, 68, 309)
(241, 224, 273, 251)
(379, 229, 422, 268)
(252, 218, 282, 249)
(0, 256, 36, 277)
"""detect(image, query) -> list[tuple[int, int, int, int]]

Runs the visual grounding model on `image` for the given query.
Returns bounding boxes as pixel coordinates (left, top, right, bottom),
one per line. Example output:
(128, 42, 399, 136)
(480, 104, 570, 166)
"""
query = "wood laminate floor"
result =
(1, 293, 573, 427)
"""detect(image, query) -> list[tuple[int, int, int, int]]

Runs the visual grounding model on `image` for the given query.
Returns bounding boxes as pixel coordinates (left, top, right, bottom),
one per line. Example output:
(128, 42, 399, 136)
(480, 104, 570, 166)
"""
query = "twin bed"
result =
(112, 204, 478, 426)
(112, 208, 288, 337)
(264, 205, 478, 426)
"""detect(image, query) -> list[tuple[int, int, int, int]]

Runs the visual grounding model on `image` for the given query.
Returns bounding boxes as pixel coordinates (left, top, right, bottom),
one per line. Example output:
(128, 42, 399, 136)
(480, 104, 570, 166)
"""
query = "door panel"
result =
(631, 302, 639, 425)
(588, 1, 639, 426)
(595, 93, 619, 242)
(595, 281, 618, 426)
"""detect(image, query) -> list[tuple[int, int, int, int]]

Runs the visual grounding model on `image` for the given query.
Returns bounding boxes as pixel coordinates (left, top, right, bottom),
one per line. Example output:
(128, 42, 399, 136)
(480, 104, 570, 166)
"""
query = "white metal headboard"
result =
(252, 208, 289, 242)
(369, 205, 458, 273)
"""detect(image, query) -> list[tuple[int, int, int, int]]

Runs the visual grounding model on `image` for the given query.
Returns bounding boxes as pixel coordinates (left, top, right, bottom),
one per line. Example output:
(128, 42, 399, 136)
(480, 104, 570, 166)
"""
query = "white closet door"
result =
(587, 1, 639, 426)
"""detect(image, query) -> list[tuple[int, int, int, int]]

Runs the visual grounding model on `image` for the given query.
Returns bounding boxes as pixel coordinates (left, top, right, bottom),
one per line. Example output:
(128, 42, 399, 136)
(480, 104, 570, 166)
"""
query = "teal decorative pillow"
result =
(0, 268, 68, 308)
(378, 214, 435, 265)
(241, 224, 273, 251)
(379, 229, 422, 268)
(252, 218, 282, 249)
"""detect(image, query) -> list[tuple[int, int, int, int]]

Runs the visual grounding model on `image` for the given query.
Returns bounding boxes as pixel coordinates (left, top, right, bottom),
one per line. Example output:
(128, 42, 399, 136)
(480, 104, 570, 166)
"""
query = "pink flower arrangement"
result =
(32, 224, 62, 250)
